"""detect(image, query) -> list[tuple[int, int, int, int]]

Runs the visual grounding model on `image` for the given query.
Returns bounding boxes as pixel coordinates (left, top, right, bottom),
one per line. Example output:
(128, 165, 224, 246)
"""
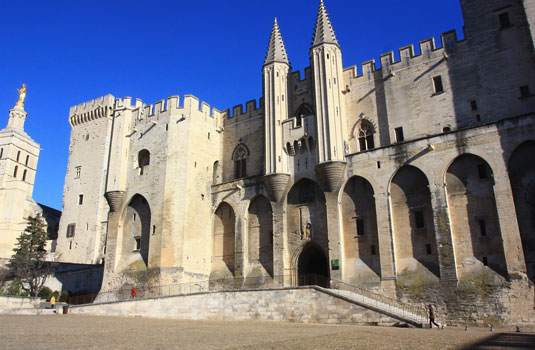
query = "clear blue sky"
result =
(0, 0, 464, 210)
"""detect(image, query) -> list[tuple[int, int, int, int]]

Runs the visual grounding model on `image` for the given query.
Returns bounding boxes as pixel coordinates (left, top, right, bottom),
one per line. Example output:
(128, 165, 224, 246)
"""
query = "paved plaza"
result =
(1, 315, 534, 350)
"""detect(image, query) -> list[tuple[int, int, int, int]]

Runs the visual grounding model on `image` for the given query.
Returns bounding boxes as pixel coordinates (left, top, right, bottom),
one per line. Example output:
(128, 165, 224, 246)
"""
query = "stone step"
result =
(327, 288, 427, 327)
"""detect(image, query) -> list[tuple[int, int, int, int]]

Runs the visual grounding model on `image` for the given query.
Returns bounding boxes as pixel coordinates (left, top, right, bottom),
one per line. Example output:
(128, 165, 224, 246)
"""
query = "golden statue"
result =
(15, 84, 26, 108)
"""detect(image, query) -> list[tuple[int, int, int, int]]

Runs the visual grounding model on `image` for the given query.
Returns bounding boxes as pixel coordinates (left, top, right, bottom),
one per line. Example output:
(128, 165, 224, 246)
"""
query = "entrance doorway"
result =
(297, 243, 330, 288)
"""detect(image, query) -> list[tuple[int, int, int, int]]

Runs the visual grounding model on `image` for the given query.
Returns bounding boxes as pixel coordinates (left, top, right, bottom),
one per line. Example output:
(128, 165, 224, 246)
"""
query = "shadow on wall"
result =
(51, 263, 104, 295)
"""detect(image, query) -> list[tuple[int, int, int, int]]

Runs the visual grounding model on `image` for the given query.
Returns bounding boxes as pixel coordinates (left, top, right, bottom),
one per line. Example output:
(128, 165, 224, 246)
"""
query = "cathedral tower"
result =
(263, 18, 291, 202)
(0, 85, 41, 261)
(310, 1, 347, 191)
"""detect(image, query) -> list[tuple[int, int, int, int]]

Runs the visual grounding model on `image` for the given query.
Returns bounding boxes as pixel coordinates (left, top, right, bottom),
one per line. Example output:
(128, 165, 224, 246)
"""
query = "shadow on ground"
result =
(460, 333, 535, 350)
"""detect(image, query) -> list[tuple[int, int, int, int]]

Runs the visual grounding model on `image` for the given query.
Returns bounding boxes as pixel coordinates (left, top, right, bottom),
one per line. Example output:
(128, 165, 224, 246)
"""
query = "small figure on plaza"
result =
(428, 304, 440, 329)
(15, 84, 26, 108)
(131, 286, 137, 299)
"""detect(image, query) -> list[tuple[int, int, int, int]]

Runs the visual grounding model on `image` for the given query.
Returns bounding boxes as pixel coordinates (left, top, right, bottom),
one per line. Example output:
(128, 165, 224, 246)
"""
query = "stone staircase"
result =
(325, 281, 427, 327)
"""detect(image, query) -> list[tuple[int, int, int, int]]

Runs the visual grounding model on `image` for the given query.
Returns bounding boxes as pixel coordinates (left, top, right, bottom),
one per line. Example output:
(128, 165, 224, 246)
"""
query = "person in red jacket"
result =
(131, 287, 137, 299)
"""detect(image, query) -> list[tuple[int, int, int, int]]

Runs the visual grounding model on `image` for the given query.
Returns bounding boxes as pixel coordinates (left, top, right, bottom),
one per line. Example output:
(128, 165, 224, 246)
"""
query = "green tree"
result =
(8, 215, 52, 297)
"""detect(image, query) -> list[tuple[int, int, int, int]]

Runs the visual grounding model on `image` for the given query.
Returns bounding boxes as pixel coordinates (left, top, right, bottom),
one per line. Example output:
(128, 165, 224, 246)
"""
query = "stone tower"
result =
(0, 87, 41, 261)
(263, 18, 291, 202)
(310, 0, 347, 191)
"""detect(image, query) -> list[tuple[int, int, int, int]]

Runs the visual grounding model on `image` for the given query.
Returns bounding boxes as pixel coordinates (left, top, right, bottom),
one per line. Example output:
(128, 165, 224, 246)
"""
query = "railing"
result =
(329, 279, 428, 324)
(74, 275, 426, 325)
(95, 275, 289, 303)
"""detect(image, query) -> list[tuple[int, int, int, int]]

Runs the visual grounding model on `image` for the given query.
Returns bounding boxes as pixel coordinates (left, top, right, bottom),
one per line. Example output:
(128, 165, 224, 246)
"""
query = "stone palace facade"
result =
(56, 0, 535, 323)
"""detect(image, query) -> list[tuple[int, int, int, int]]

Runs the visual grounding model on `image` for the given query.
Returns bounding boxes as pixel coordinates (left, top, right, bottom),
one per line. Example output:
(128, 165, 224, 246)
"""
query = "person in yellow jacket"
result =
(50, 295, 56, 310)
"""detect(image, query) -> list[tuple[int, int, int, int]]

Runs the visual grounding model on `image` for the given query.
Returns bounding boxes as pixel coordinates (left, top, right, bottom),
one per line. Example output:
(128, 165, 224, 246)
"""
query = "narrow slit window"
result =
(78, 194, 84, 205)
(134, 237, 141, 251)
(25, 155, 29, 166)
(477, 164, 487, 179)
(433, 76, 444, 93)
(478, 219, 487, 237)
(470, 100, 478, 111)
(13, 165, 18, 178)
(395, 127, 404, 142)
(482, 256, 488, 266)
(356, 219, 365, 236)
(22, 169, 27, 182)
(426, 244, 432, 255)
(415, 210, 425, 229)
(370, 245, 377, 256)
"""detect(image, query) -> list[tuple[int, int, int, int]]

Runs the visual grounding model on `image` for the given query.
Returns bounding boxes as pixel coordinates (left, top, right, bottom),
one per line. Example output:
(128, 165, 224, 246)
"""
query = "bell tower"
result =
(0, 85, 41, 260)
(310, 1, 347, 191)
(262, 18, 291, 202)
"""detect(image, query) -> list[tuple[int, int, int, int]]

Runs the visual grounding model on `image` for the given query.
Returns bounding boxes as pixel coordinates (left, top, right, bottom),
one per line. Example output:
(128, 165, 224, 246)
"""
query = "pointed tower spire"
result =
(312, 0, 339, 47)
(264, 18, 289, 66)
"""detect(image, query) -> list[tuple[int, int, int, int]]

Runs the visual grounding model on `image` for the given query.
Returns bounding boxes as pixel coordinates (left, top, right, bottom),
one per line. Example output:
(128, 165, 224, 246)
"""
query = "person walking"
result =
(428, 304, 440, 329)
(131, 286, 137, 299)
(50, 295, 56, 310)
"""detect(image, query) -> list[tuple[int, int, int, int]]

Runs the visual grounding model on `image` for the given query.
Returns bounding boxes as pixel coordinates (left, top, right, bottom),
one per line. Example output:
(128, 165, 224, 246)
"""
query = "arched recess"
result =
(341, 176, 381, 284)
(138, 149, 150, 175)
(211, 202, 236, 279)
(247, 196, 274, 277)
(287, 179, 329, 283)
(294, 103, 314, 127)
(213, 161, 221, 185)
(446, 154, 507, 278)
(120, 194, 151, 268)
(508, 141, 535, 282)
(297, 242, 329, 287)
(390, 166, 440, 278)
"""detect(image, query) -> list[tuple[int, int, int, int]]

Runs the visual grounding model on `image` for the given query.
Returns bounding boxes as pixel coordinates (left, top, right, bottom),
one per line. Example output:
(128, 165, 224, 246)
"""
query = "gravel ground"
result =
(0, 315, 533, 350)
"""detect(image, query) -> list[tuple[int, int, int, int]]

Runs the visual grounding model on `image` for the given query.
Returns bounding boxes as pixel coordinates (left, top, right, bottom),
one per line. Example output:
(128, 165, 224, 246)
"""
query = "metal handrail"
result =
(82, 275, 427, 324)
(329, 279, 427, 323)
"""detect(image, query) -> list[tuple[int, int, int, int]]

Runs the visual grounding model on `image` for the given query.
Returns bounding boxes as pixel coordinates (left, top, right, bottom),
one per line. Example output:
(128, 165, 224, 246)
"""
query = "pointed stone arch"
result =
(211, 202, 236, 279)
(446, 154, 506, 278)
(390, 165, 440, 279)
(117, 194, 151, 269)
(247, 195, 274, 277)
(294, 103, 314, 127)
(290, 241, 329, 287)
(341, 175, 381, 284)
(508, 141, 535, 282)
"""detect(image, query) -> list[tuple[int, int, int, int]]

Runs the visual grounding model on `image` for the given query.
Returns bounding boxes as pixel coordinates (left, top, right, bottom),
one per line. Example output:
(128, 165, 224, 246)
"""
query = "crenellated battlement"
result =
(343, 29, 463, 84)
(69, 94, 115, 127)
(222, 98, 263, 126)
(126, 94, 225, 129)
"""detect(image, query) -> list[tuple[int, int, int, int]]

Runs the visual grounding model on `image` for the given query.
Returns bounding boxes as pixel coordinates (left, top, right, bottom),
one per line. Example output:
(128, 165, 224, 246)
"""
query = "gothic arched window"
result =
(357, 120, 375, 152)
(233, 144, 249, 179)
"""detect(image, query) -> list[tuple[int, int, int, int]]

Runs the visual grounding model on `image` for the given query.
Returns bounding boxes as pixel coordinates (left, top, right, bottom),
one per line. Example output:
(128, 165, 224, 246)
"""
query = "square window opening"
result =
(499, 12, 511, 29)
(520, 85, 531, 97)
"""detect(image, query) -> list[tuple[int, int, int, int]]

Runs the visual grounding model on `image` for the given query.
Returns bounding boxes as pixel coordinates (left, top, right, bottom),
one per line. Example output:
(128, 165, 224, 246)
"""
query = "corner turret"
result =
(310, 1, 347, 191)
(263, 18, 291, 201)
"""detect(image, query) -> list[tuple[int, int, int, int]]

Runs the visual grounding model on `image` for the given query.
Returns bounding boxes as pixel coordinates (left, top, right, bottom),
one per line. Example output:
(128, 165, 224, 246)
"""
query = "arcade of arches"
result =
(208, 150, 534, 288)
